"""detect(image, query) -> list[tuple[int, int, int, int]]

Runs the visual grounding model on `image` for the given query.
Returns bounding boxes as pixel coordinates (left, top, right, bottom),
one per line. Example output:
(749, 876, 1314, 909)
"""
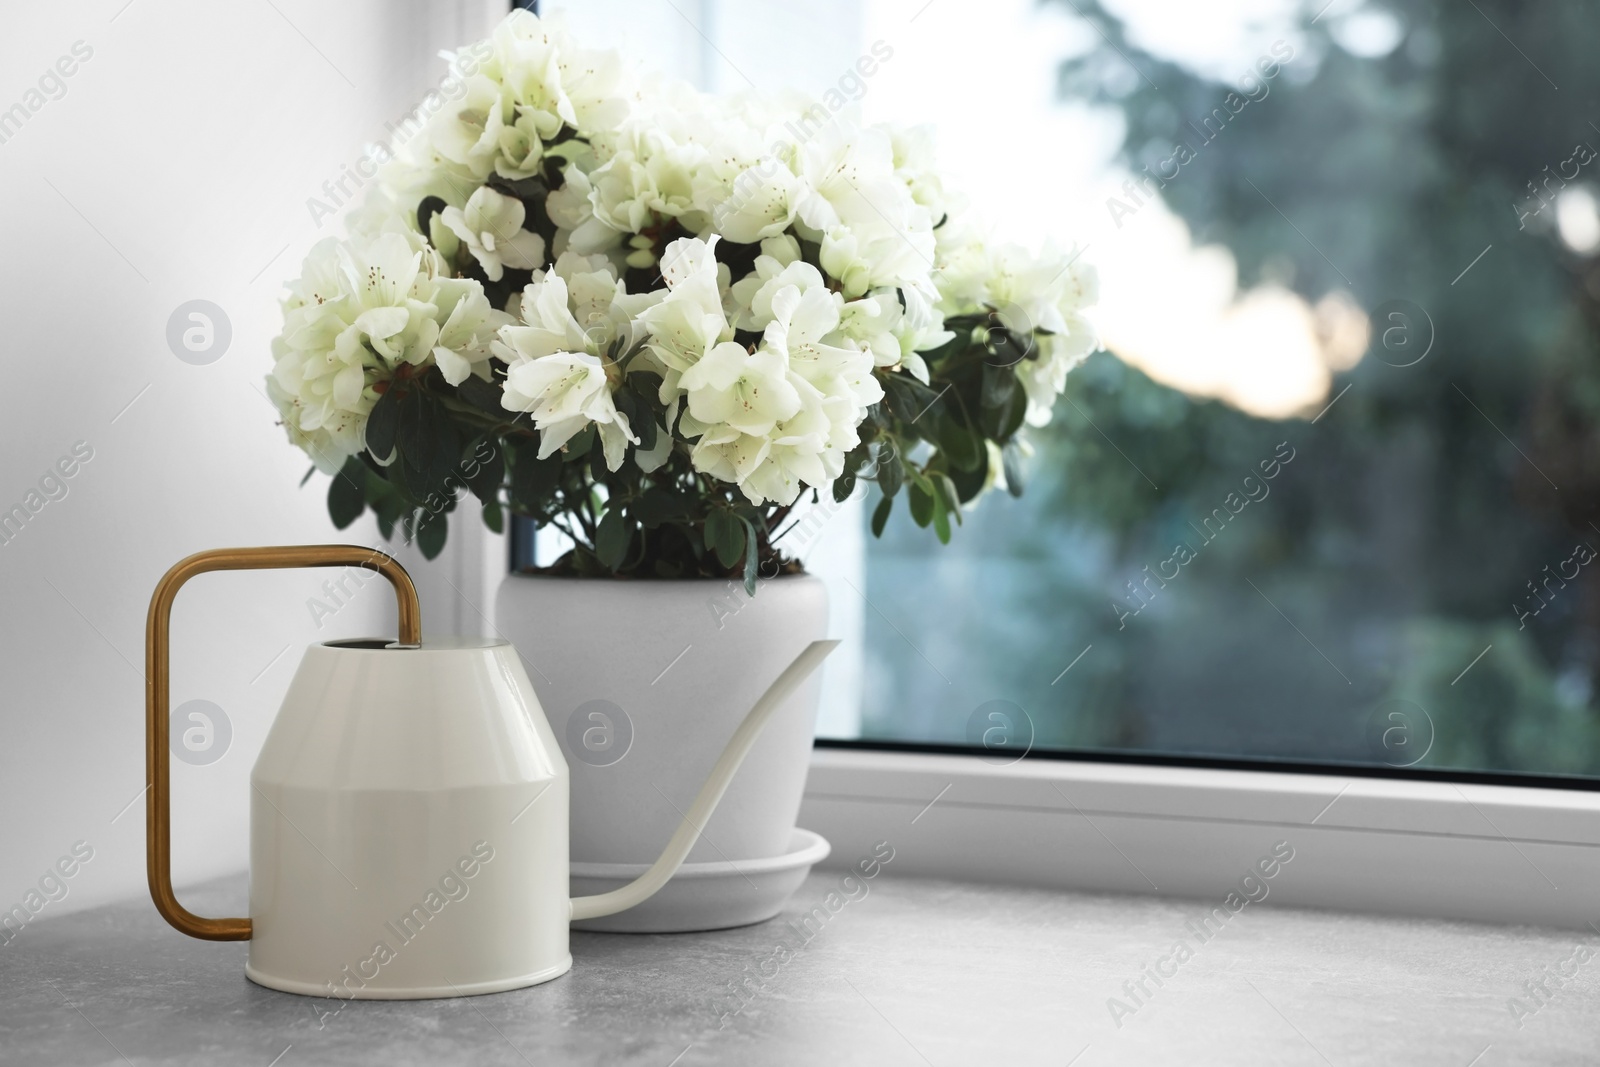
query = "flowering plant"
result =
(268, 10, 1097, 590)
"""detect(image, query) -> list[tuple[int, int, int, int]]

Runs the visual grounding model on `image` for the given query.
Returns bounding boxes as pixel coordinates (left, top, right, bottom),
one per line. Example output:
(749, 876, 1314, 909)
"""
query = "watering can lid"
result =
(318, 636, 511, 652)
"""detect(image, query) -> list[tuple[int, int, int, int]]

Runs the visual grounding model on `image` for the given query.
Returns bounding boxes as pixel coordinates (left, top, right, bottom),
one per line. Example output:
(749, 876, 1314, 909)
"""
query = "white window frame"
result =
(800, 746, 1600, 930)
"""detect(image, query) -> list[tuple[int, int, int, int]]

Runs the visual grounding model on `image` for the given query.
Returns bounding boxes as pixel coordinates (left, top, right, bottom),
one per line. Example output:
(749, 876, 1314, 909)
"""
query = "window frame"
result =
(799, 743, 1600, 930)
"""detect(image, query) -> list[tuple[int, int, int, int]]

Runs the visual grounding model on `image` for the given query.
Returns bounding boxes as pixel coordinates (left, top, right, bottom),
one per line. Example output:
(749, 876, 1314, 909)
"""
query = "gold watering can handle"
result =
(144, 545, 422, 941)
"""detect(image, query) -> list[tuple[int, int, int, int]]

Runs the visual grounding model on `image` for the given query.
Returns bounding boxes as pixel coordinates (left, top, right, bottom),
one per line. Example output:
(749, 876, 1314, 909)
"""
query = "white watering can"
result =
(144, 545, 836, 999)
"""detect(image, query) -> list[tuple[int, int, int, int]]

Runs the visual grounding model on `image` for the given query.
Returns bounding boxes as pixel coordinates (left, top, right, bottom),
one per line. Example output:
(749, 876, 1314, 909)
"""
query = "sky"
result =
(862, 0, 1380, 419)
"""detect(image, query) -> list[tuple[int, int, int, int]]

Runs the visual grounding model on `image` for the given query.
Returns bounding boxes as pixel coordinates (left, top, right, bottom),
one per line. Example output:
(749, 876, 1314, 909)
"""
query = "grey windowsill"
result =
(1, 872, 1594, 1066)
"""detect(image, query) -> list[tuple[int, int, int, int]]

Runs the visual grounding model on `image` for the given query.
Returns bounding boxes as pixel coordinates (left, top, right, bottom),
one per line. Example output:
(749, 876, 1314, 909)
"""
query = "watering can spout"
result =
(568, 639, 839, 922)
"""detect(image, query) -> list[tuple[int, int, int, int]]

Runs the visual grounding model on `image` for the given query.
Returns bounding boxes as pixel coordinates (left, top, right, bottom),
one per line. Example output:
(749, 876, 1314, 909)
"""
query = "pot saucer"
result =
(570, 828, 831, 933)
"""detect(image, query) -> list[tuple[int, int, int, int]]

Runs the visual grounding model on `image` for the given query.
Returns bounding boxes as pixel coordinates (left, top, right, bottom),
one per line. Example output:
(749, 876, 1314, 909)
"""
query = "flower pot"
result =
(493, 572, 829, 931)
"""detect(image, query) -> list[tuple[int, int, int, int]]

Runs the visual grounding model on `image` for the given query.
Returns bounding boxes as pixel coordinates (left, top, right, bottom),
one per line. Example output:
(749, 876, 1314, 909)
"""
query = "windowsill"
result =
(800, 745, 1600, 930)
(9, 868, 1592, 1063)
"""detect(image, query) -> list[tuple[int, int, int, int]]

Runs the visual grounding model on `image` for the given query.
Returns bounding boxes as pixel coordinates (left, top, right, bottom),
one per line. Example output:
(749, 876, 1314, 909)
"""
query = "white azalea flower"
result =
(269, 231, 497, 470)
(679, 341, 801, 437)
(577, 126, 707, 259)
(501, 351, 635, 468)
(495, 272, 590, 360)
(638, 236, 734, 396)
(740, 377, 846, 505)
(555, 40, 631, 135)
(416, 9, 619, 184)
(545, 165, 617, 256)
(690, 428, 771, 495)
(437, 186, 546, 282)
(761, 284, 882, 415)
(793, 121, 903, 234)
(492, 267, 659, 470)
(818, 217, 936, 299)
(703, 130, 809, 244)
(836, 285, 945, 383)
(431, 277, 509, 386)
(938, 241, 1097, 427)
(269, 8, 1104, 520)
(266, 345, 366, 475)
(888, 124, 951, 222)
(727, 238, 815, 330)
(422, 74, 535, 183)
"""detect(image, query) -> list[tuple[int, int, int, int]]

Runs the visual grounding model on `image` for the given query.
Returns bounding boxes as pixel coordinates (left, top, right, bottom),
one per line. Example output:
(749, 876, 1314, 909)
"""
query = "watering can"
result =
(144, 545, 836, 999)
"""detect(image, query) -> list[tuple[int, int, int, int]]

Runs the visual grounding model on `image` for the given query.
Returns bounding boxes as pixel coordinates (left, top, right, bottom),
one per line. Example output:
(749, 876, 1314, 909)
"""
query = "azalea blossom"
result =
(679, 342, 801, 438)
(492, 269, 649, 470)
(268, 6, 1101, 549)
(435, 186, 547, 281)
(269, 231, 497, 471)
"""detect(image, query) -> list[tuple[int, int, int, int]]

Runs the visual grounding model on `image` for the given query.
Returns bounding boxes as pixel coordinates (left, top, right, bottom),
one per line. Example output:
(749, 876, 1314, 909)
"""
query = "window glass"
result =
(839, 0, 1600, 778)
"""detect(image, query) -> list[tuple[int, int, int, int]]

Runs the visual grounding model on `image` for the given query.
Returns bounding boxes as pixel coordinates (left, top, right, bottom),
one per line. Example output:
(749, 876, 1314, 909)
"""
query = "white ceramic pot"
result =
(493, 574, 829, 881)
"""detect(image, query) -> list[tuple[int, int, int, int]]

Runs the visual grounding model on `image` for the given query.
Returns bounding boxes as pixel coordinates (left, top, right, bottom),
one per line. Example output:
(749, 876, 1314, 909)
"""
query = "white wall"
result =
(0, 0, 501, 922)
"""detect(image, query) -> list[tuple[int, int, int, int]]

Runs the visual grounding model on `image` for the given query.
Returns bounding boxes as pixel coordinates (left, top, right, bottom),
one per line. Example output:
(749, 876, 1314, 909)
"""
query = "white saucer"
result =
(569, 828, 831, 933)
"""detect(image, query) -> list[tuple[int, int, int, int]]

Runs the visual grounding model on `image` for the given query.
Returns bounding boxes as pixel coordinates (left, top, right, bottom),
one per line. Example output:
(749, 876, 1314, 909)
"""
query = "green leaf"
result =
(399, 453, 432, 500)
(932, 490, 952, 544)
(455, 375, 505, 415)
(871, 494, 893, 537)
(877, 444, 903, 498)
(481, 499, 504, 534)
(463, 438, 504, 504)
(703, 510, 726, 562)
(629, 370, 665, 398)
(977, 367, 1028, 441)
(299, 465, 316, 488)
(740, 516, 759, 595)
(397, 389, 437, 472)
(595, 507, 630, 570)
(908, 481, 935, 528)
(946, 453, 988, 504)
(416, 511, 448, 560)
(980, 362, 1015, 409)
(832, 473, 856, 503)
(841, 442, 870, 478)
(611, 385, 640, 425)
(995, 384, 1028, 441)
(1001, 440, 1027, 498)
(327, 457, 366, 530)
(936, 413, 983, 471)
(935, 473, 962, 523)
(424, 414, 463, 496)
(883, 374, 942, 426)
(612, 386, 659, 452)
(632, 486, 691, 527)
(366, 386, 402, 461)
(367, 476, 406, 530)
(707, 510, 745, 569)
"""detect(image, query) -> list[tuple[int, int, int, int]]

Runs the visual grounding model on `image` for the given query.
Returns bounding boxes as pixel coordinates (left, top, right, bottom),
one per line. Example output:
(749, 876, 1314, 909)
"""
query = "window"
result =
(538, 0, 1600, 782)
(833, 0, 1600, 782)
